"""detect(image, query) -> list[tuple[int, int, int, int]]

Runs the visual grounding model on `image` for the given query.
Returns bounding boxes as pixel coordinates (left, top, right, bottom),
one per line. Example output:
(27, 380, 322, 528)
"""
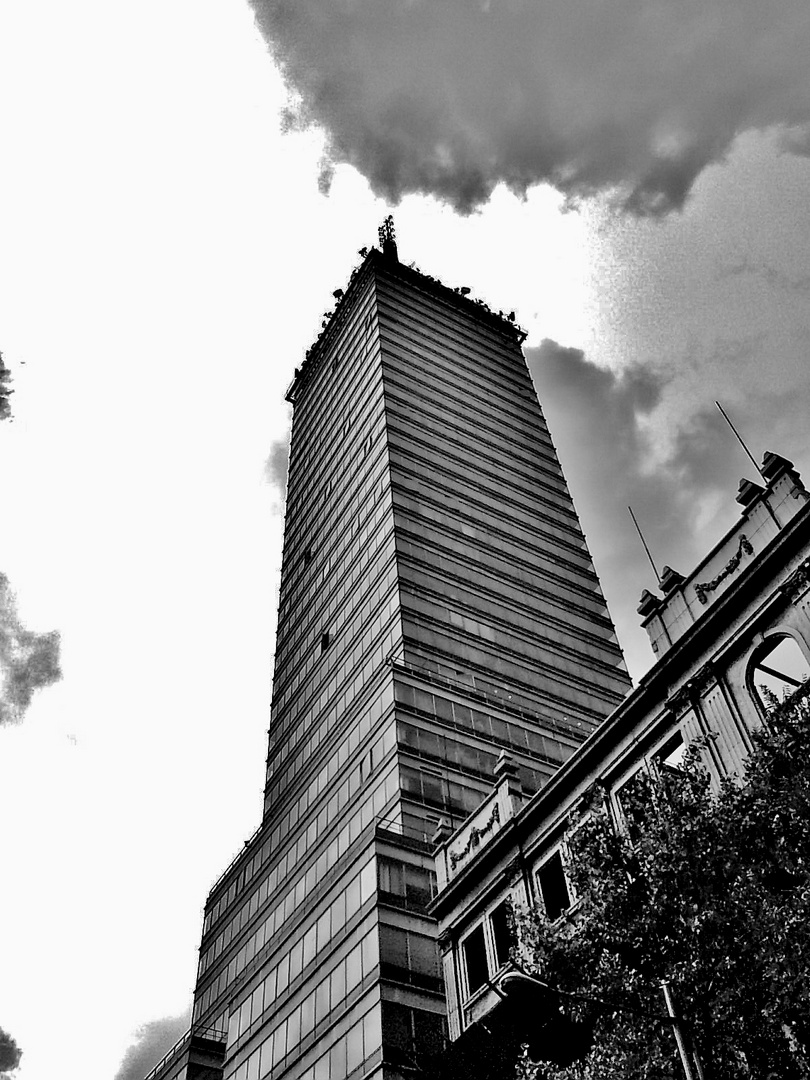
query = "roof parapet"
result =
(638, 451, 809, 658)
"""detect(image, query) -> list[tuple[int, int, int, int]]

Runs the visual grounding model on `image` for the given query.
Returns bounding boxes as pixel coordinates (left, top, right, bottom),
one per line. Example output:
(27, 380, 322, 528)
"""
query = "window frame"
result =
(458, 895, 516, 1002)
(535, 846, 574, 923)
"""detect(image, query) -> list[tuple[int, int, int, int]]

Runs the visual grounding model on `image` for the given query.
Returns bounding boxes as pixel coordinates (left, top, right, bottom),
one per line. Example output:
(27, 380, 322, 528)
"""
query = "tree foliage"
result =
(514, 684, 810, 1079)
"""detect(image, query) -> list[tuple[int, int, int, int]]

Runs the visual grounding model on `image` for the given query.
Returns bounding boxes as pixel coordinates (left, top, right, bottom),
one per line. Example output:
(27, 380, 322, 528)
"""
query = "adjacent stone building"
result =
(430, 452, 810, 1068)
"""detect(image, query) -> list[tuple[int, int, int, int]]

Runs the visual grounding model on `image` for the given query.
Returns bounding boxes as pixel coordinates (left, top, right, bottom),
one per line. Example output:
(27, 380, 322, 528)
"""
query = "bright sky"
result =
(1, 2, 809, 1079)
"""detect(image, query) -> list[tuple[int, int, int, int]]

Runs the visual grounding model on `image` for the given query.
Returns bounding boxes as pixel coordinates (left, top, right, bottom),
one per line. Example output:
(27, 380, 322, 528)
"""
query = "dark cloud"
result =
(253, 0, 810, 215)
(0, 574, 61, 725)
(264, 437, 290, 498)
(528, 340, 760, 676)
(113, 1012, 191, 1080)
(0, 1027, 22, 1079)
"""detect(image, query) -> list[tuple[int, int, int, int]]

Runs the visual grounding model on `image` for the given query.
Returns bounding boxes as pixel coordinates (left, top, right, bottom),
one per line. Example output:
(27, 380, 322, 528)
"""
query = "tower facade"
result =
(183, 230, 630, 1080)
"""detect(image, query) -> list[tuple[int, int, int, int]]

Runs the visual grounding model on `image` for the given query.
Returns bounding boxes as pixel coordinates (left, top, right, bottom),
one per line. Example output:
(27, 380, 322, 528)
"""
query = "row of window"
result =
(396, 524, 617, 652)
(398, 721, 548, 795)
(291, 281, 376, 431)
(267, 622, 402, 796)
(402, 628, 606, 734)
(400, 764, 488, 820)
(271, 529, 398, 723)
(282, 406, 388, 611)
(284, 395, 385, 584)
(229, 998, 381, 1080)
(393, 497, 612, 635)
(285, 285, 379, 511)
(273, 474, 393, 707)
(196, 769, 397, 1010)
(393, 681, 574, 765)
(269, 561, 398, 767)
(376, 285, 533, 411)
(378, 855, 437, 911)
(282, 369, 387, 623)
(279, 582, 395, 724)
(379, 924, 443, 993)
(403, 589, 620, 711)
(383, 371, 569, 502)
(227, 913, 378, 1051)
(390, 439, 588, 574)
(202, 728, 394, 974)
(265, 677, 394, 817)
(278, 460, 390, 662)
(197, 850, 376, 1025)
(387, 415, 582, 545)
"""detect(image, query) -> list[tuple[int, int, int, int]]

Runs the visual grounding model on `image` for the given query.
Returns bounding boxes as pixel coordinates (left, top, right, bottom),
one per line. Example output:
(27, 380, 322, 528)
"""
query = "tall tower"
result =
(180, 224, 630, 1080)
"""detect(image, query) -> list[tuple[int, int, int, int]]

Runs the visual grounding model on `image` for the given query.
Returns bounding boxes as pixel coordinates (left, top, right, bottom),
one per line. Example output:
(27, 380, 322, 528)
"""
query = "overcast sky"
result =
(1, 1, 809, 1078)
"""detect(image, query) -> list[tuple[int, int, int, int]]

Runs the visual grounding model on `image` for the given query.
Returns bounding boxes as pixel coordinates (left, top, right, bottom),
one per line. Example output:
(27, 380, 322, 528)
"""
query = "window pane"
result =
(346, 1019, 364, 1073)
(462, 925, 488, 995)
(490, 901, 513, 969)
(538, 851, 571, 922)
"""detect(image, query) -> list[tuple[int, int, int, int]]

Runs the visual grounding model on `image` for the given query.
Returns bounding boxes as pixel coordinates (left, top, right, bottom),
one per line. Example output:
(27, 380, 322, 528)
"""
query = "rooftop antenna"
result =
(715, 400, 766, 482)
(628, 505, 662, 586)
(378, 215, 399, 262)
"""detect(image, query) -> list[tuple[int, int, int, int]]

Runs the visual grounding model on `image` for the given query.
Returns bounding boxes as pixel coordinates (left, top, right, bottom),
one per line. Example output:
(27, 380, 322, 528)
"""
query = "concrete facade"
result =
(144, 230, 630, 1080)
(431, 455, 810, 1058)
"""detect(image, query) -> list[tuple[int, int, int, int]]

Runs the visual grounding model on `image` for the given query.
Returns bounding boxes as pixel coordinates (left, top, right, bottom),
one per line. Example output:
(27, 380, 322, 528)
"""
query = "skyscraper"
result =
(172, 221, 630, 1080)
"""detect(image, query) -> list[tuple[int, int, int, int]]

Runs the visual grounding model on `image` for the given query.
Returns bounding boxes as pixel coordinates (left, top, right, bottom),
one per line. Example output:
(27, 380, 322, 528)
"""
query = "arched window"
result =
(748, 635, 808, 711)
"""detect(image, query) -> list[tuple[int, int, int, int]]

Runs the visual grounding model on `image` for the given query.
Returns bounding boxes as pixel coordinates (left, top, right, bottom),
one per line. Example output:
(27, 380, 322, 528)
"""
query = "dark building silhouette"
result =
(145, 222, 629, 1080)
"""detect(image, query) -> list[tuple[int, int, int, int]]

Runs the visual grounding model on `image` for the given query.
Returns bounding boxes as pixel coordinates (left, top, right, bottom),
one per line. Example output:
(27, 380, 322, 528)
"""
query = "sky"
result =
(1, 1, 809, 1078)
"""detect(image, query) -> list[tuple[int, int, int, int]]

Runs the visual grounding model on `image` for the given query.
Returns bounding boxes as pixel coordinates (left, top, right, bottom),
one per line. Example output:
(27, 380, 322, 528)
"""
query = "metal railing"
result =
(142, 1024, 226, 1080)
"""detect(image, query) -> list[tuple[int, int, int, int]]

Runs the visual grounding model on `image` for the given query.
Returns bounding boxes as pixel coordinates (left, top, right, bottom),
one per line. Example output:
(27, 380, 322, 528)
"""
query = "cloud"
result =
(0, 1027, 22, 1079)
(527, 339, 756, 676)
(0, 574, 61, 725)
(264, 437, 290, 498)
(113, 1012, 191, 1080)
(253, 0, 810, 215)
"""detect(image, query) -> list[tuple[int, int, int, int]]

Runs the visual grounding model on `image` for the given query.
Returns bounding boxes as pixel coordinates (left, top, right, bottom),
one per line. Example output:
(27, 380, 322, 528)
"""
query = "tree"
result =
(0, 352, 12, 422)
(513, 683, 810, 1080)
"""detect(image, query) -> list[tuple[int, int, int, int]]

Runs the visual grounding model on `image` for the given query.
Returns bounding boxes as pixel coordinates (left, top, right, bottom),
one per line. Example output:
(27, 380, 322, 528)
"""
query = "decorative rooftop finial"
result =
(378, 215, 398, 261)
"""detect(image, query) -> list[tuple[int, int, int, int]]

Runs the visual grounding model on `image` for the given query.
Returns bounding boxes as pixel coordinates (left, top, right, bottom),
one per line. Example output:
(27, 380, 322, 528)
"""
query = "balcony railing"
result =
(142, 1023, 226, 1080)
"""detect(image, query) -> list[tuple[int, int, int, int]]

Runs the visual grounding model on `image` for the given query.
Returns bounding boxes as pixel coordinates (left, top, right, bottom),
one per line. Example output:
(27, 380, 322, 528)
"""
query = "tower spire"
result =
(377, 215, 399, 261)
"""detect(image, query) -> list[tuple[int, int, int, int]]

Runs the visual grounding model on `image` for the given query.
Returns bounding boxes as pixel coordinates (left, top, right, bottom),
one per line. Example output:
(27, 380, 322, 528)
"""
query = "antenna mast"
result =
(715, 401, 766, 481)
(628, 505, 662, 585)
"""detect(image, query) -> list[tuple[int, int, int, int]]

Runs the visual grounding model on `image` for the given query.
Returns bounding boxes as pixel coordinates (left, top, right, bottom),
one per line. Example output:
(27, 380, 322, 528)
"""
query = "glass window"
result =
(315, 976, 330, 1024)
(301, 992, 315, 1038)
(330, 1034, 347, 1078)
(331, 957, 346, 1005)
(490, 901, 513, 969)
(462, 924, 488, 996)
(361, 928, 378, 977)
(346, 1019, 364, 1073)
(303, 924, 317, 968)
(537, 851, 571, 922)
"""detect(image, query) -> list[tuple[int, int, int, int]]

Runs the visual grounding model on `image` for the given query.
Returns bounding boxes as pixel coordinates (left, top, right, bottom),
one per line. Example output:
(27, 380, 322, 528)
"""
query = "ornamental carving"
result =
(449, 804, 500, 870)
(667, 664, 715, 713)
(695, 535, 753, 605)
(781, 558, 810, 603)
